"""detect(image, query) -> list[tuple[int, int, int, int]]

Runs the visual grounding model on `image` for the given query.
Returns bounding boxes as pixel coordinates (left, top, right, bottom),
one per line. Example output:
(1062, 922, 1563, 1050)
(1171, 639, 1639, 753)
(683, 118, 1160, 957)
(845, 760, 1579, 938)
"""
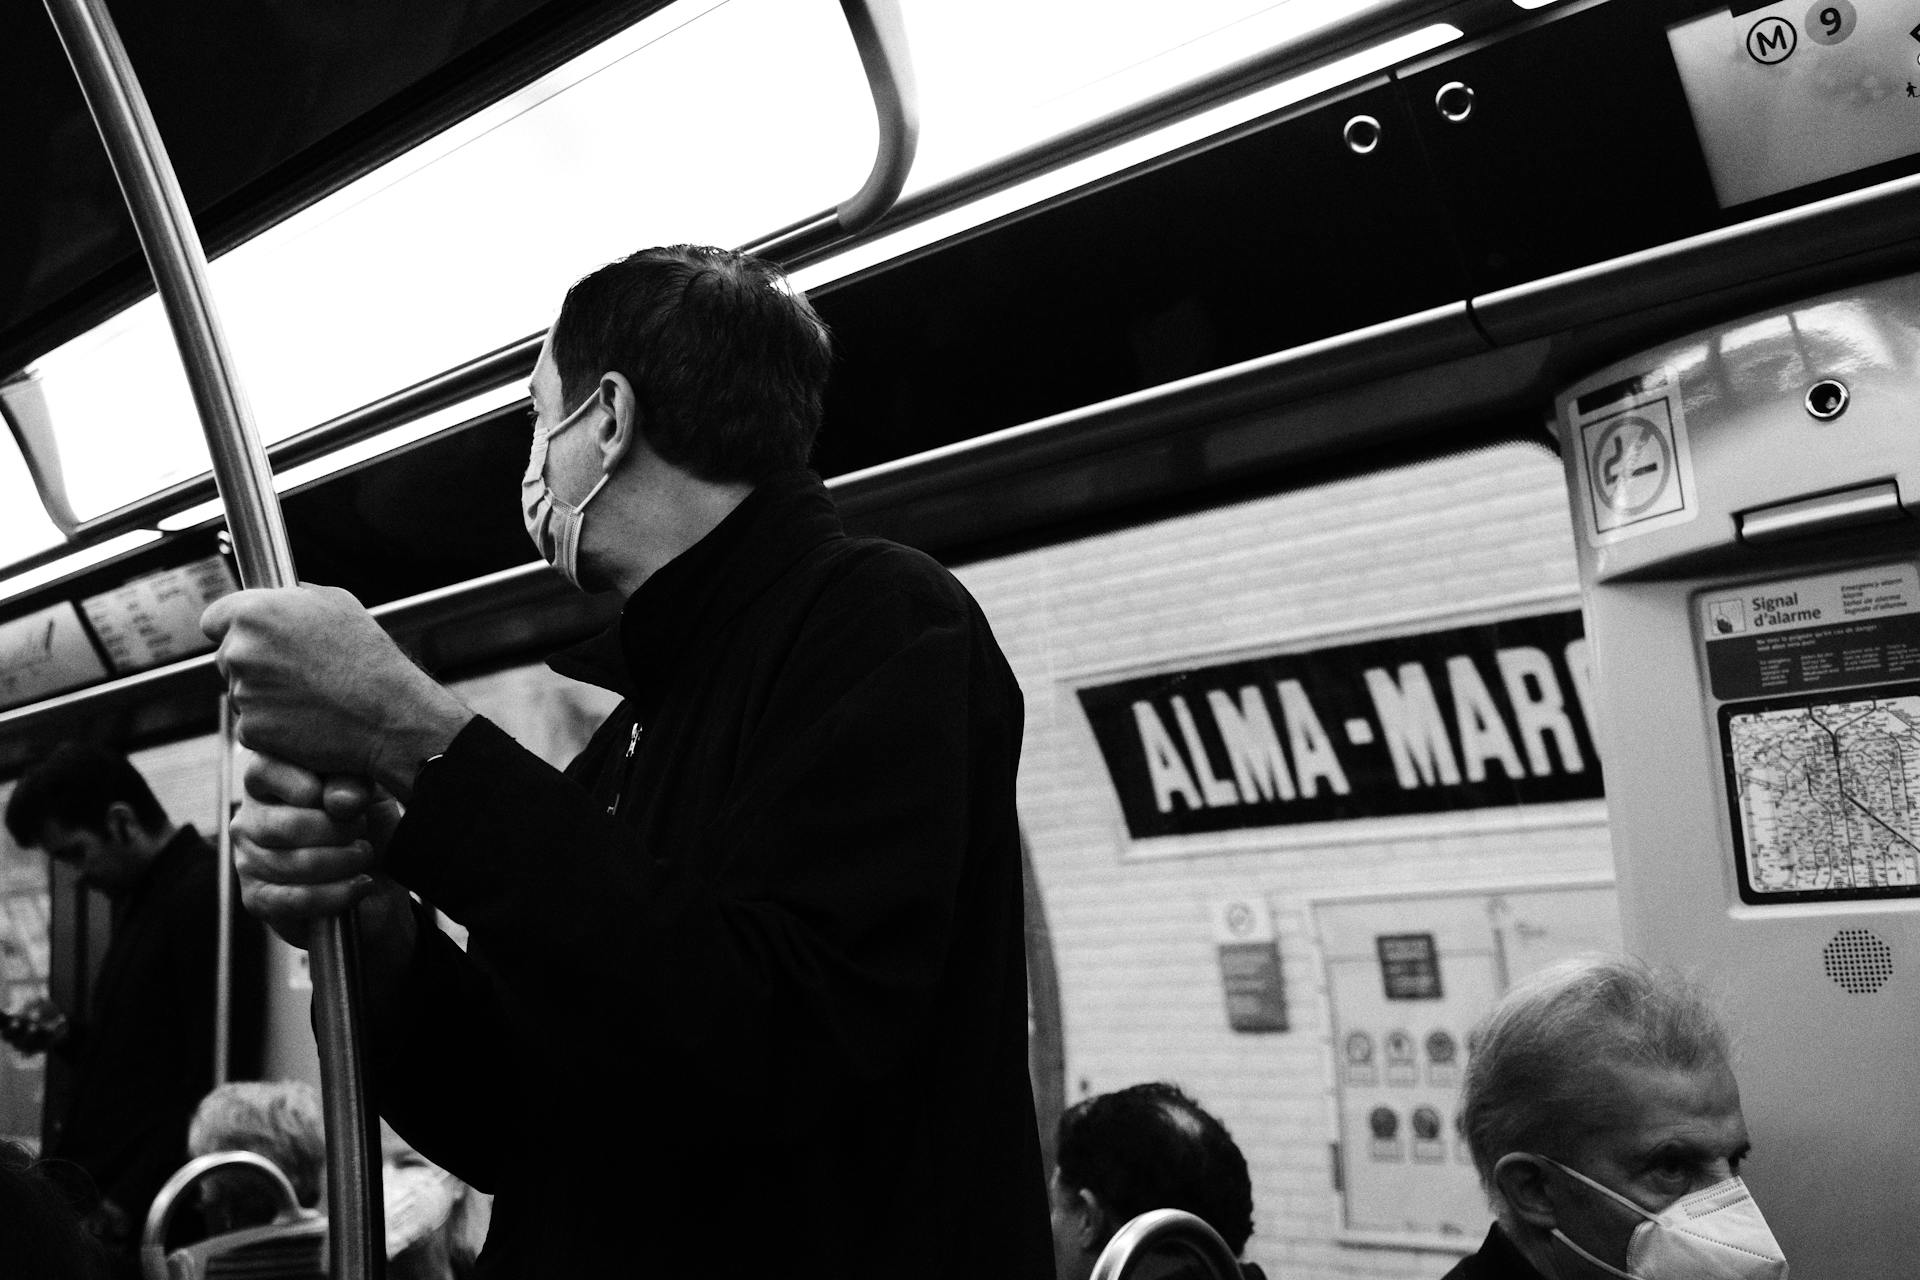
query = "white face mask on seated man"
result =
(1534, 1155, 1788, 1280)
(1457, 956, 1792, 1280)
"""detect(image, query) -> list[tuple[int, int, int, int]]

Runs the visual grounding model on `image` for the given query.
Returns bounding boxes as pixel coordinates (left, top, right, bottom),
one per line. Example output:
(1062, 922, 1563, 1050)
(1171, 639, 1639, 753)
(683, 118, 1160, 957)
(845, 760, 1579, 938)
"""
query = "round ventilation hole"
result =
(1823, 928, 1893, 994)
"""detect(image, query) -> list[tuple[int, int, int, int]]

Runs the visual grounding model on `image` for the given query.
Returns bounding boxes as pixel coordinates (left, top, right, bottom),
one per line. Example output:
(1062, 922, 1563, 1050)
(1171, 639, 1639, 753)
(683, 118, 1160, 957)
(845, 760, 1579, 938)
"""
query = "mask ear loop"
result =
(1551, 1227, 1641, 1280)
(533, 396, 612, 515)
(1528, 1155, 1658, 1280)
(1536, 1156, 1662, 1221)
(553, 471, 611, 518)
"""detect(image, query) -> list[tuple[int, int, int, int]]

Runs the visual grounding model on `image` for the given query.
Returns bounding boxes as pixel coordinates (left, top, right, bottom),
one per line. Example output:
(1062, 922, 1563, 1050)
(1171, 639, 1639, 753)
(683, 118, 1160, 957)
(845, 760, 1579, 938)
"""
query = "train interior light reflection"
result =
(794, 22, 1464, 293)
(0, 0, 1437, 575)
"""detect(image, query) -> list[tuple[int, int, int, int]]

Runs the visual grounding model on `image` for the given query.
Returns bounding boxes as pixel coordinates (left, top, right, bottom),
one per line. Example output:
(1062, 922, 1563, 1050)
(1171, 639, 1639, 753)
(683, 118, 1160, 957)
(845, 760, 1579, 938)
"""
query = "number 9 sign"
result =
(1805, 0, 1855, 45)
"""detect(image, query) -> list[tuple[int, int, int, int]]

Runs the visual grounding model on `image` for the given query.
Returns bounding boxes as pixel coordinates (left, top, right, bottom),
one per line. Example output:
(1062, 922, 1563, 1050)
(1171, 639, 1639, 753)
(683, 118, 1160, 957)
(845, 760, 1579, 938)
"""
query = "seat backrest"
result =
(141, 1151, 316, 1280)
(1089, 1209, 1244, 1280)
(163, 1216, 328, 1280)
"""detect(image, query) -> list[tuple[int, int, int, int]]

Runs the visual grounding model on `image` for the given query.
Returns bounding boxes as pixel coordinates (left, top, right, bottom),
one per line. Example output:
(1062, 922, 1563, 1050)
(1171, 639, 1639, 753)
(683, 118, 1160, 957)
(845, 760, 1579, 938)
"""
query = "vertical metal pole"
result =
(214, 694, 234, 1088)
(40, 3, 382, 1276)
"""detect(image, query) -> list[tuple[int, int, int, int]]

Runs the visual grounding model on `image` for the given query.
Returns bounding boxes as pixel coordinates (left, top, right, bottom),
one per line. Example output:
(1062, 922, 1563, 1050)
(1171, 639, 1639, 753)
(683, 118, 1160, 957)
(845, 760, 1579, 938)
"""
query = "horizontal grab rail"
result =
(10, 165, 1920, 742)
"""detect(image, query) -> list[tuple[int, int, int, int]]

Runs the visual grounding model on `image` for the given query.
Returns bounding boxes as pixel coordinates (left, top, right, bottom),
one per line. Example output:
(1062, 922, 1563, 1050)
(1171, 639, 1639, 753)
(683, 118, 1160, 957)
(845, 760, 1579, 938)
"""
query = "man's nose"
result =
(1698, 1158, 1739, 1189)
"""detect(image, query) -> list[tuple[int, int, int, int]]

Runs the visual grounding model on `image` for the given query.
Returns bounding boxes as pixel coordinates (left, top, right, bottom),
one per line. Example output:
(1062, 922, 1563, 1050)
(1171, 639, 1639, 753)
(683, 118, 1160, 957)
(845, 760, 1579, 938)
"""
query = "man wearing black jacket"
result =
(3, 742, 265, 1272)
(204, 245, 1053, 1277)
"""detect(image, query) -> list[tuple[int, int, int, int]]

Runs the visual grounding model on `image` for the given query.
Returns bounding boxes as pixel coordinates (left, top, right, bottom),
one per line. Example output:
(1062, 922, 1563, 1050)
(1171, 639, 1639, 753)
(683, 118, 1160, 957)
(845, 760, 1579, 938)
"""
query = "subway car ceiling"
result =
(4, 0, 1920, 776)
(0, 0, 676, 375)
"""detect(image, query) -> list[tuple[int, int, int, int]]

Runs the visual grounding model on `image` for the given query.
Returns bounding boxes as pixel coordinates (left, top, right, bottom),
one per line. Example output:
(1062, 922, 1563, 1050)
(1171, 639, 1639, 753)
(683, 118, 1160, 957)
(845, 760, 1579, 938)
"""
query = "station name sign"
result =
(1077, 612, 1602, 838)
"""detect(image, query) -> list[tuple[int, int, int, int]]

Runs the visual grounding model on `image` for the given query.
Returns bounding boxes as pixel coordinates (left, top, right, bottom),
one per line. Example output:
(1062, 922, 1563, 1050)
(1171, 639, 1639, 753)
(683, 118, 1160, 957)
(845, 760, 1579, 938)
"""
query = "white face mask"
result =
(1537, 1155, 1789, 1280)
(521, 393, 611, 589)
(383, 1162, 456, 1259)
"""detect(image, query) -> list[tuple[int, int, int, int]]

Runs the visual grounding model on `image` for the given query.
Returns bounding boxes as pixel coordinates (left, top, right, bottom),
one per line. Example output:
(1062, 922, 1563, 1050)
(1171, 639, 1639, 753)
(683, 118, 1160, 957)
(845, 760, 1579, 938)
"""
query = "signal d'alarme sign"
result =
(1077, 612, 1602, 838)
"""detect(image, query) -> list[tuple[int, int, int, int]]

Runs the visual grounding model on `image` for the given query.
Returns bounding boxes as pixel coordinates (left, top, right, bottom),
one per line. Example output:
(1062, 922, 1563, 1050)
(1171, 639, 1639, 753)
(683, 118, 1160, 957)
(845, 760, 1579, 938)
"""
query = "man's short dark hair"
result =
(1056, 1081, 1256, 1255)
(4, 742, 168, 846)
(0, 1139, 108, 1278)
(550, 245, 832, 484)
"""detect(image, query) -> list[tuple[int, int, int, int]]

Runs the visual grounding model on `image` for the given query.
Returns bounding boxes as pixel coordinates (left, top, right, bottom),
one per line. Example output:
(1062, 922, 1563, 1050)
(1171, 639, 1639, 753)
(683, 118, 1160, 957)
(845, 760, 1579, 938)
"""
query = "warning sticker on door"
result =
(1572, 373, 1696, 546)
(1701, 563, 1920, 700)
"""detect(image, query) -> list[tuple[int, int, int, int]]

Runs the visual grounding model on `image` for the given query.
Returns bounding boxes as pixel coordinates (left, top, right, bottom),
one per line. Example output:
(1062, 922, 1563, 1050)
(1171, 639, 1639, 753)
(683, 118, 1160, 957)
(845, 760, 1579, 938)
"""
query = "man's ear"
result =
(1493, 1152, 1560, 1230)
(103, 802, 139, 848)
(1056, 1183, 1107, 1251)
(594, 371, 640, 471)
(1079, 1188, 1119, 1251)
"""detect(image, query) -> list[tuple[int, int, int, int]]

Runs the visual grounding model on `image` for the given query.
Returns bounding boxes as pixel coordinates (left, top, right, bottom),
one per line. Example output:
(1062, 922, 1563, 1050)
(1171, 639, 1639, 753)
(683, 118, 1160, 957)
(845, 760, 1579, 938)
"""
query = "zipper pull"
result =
(607, 719, 643, 816)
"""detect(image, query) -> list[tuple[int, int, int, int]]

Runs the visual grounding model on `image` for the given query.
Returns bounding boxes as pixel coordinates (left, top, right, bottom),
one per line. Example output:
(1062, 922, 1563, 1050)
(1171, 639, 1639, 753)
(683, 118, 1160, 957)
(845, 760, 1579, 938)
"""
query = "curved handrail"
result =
(828, 0, 918, 233)
(40, 3, 381, 1279)
(1089, 1209, 1244, 1280)
(141, 1151, 305, 1280)
(743, 0, 919, 263)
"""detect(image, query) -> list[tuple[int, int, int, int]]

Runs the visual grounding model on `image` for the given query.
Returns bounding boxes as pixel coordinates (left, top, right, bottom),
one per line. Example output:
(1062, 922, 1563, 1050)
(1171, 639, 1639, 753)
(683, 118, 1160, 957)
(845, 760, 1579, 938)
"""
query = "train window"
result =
(2, 0, 1471, 570)
(9, 0, 877, 534)
(795, 13, 1461, 293)
(896, 0, 1409, 192)
(0, 418, 63, 572)
(957, 441, 1619, 1271)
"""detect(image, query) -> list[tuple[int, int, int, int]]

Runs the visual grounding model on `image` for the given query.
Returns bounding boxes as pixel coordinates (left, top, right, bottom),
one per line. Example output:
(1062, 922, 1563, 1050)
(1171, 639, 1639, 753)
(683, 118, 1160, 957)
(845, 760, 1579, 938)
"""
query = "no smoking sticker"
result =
(1573, 373, 1695, 546)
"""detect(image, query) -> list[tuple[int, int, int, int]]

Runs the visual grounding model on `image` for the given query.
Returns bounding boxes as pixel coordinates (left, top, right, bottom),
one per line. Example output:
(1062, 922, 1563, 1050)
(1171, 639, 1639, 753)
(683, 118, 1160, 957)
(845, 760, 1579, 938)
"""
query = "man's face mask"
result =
(1536, 1154, 1789, 1280)
(521, 393, 610, 589)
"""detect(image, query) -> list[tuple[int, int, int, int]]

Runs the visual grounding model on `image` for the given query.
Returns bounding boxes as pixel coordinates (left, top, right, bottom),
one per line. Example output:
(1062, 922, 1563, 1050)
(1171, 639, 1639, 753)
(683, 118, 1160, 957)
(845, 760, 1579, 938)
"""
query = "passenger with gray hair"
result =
(1441, 954, 1789, 1280)
(186, 1080, 325, 1233)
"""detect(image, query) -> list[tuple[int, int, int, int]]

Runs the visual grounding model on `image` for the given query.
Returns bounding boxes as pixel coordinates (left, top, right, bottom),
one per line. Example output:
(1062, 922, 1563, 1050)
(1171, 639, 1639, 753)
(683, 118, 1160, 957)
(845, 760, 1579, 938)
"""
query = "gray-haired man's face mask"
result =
(1536, 1154, 1789, 1280)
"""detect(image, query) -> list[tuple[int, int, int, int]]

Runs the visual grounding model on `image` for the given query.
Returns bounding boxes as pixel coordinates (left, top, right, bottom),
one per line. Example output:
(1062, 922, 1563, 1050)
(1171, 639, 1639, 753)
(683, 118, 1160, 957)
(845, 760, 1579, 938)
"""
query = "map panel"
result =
(1725, 691, 1920, 901)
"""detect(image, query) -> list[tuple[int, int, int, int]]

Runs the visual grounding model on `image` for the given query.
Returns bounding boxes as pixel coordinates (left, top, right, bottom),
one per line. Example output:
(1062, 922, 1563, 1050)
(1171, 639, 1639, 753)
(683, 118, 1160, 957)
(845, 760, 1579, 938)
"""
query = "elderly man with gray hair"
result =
(1441, 954, 1790, 1280)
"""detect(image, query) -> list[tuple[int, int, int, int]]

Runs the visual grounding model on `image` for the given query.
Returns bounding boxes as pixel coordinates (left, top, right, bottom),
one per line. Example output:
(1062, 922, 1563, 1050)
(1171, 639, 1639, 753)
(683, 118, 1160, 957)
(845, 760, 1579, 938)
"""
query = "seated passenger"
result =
(1447, 954, 1788, 1280)
(380, 1123, 466, 1280)
(1049, 1081, 1266, 1280)
(186, 1083, 474, 1278)
(186, 1080, 323, 1233)
(0, 1138, 110, 1278)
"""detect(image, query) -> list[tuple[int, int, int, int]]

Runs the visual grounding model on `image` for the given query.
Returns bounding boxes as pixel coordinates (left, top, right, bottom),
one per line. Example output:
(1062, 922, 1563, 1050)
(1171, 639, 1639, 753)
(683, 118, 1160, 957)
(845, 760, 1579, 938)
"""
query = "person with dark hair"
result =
(1446, 955, 1788, 1280)
(1050, 1082, 1265, 1280)
(201, 245, 1050, 1277)
(1, 743, 266, 1274)
(0, 1138, 111, 1279)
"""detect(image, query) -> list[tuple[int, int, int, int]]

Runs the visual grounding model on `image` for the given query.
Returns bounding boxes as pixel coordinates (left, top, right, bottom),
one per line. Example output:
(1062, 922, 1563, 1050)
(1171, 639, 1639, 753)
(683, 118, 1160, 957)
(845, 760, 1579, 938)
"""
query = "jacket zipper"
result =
(607, 719, 642, 816)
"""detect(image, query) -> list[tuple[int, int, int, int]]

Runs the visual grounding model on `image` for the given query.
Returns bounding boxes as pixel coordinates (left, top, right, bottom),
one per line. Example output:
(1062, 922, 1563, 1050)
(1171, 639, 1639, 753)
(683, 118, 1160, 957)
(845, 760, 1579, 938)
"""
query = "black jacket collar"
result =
(122, 825, 204, 902)
(548, 470, 843, 715)
(1469, 1223, 1549, 1279)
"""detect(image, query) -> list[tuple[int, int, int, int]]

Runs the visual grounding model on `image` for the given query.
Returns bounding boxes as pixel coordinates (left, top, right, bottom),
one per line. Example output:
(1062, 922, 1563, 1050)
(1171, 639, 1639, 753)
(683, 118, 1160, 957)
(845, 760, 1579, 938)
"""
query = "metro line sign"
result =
(1077, 612, 1602, 838)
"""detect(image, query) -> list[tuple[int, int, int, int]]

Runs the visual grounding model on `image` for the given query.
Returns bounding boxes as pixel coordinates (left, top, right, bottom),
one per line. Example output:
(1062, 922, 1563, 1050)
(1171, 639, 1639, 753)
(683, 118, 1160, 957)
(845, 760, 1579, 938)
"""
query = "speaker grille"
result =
(1823, 928, 1894, 994)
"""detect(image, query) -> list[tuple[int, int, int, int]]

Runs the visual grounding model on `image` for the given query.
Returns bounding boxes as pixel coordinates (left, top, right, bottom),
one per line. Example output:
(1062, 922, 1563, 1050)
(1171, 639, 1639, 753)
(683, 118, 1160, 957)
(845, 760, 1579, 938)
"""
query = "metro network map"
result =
(1727, 696, 1920, 898)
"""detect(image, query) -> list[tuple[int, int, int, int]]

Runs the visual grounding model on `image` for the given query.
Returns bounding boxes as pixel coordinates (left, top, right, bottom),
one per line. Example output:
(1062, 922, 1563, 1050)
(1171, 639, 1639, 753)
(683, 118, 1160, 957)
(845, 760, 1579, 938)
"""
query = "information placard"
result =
(0, 604, 108, 710)
(81, 555, 238, 674)
(1702, 564, 1920, 902)
(1667, 0, 1920, 209)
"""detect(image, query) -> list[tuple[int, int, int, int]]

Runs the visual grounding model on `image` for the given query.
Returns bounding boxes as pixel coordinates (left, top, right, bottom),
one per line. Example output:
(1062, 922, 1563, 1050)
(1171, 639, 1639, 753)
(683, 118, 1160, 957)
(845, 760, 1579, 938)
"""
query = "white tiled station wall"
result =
(954, 443, 1618, 1280)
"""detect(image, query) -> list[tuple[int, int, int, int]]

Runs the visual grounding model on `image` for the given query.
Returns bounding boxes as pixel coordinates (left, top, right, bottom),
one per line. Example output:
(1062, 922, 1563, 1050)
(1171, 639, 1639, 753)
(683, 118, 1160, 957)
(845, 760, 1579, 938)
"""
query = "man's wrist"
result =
(372, 687, 475, 802)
